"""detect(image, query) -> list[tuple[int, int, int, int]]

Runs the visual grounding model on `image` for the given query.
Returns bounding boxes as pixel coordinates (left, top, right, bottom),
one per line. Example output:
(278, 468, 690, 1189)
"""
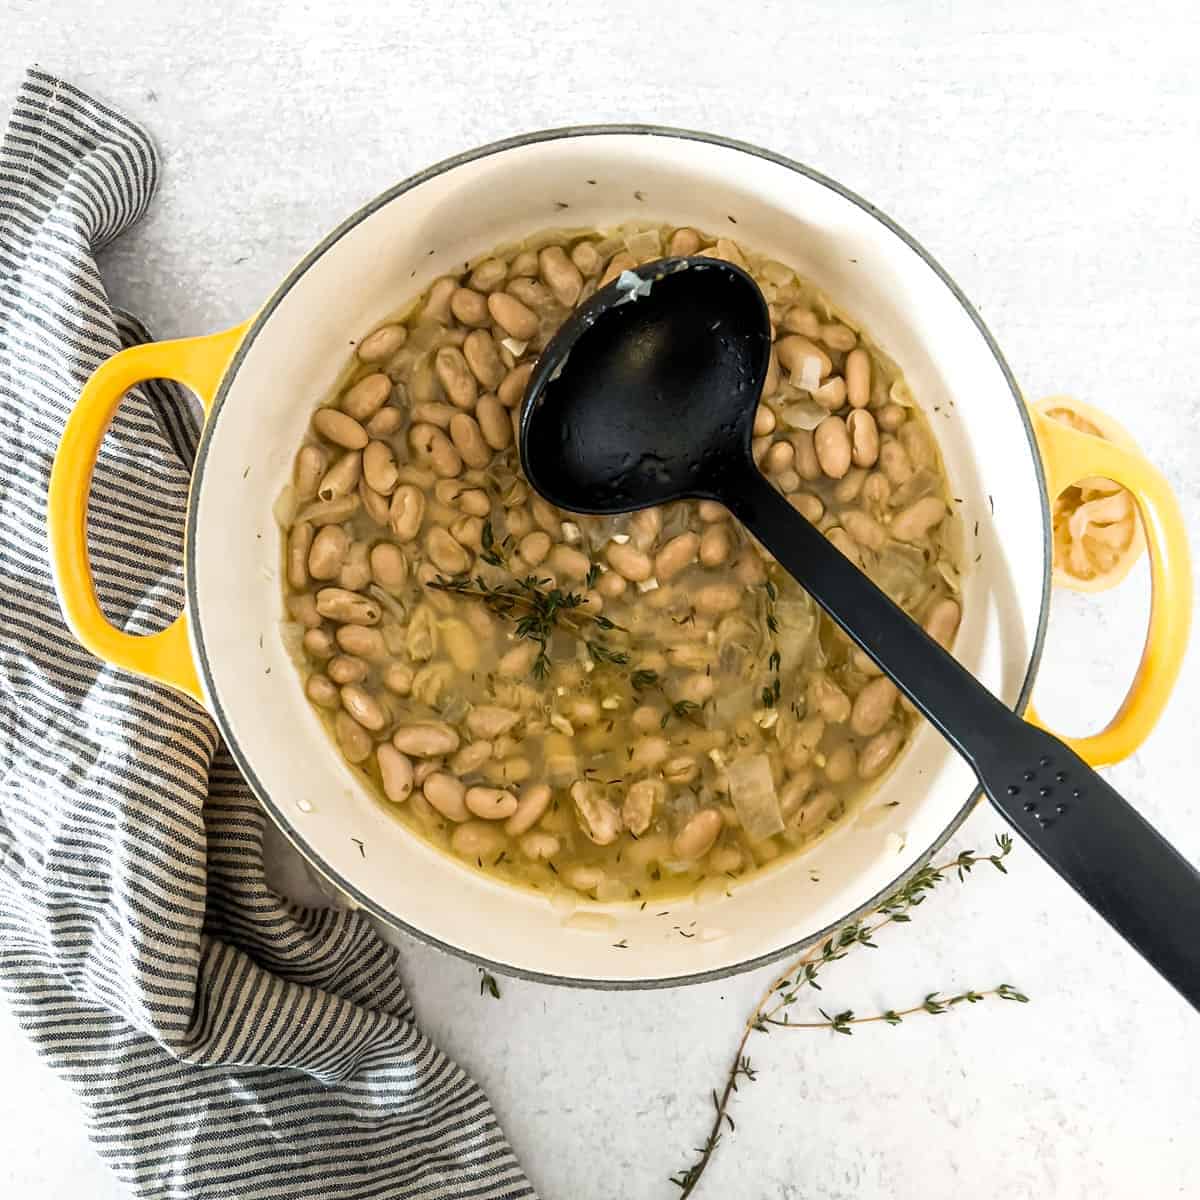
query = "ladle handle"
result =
(727, 466, 1200, 1008)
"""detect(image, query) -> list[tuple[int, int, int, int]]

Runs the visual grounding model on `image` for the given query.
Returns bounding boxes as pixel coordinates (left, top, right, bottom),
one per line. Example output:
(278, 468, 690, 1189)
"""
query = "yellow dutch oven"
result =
(47, 128, 1192, 986)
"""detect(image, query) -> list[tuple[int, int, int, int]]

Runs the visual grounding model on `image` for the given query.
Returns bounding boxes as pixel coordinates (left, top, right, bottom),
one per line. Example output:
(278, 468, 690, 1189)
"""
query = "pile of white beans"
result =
(280, 223, 962, 902)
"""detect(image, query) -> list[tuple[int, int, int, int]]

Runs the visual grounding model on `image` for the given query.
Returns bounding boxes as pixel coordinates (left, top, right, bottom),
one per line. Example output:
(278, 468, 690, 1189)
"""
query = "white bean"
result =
(695, 582, 741, 614)
(388, 484, 426, 542)
(341, 373, 391, 422)
(377, 745, 414, 803)
(341, 684, 387, 731)
(672, 809, 722, 860)
(306, 673, 338, 707)
(891, 496, 947, 542)
(451, 821, 507, 859)
(315, 587, 380, 624)
(328, 654, 367, 685)
(699, 524, 732, 566)
(435, 346, 478, 409)
(606, 541, 653, 582)
(317, 450, 362, 501)
(924, 598, 961, 648)
(362, 440, 399, 494)
(335, 712, 373, 763)
(505, 782, 552, 836)
(654, 532, 699, 581)
(409, 423, 462, 478)
(423, 277, 457, 323)
(294, 445, 327, 500)
(858, 727, 903, 779)
(488, 291, 538, 340)
(814, 416, 852, 479)
(498, 362, 533, 408)
(571, 780, 622, 845)
(538, 245, 583, 307)
(850, 677, 898, 736)
(466, 786, 518, 820)
(450, 286, 490, 328)
(335, 624, 386, 659)
(426, 527, 470, 575)
(519, 832, 560, 861)
(847, 409, 880, 468)
(448, 413, 491, 469)
(469, 259, 508, 292)
(370, 542, 408, 593)
(846, 348, 871, 408)
(393, 722, 460, 757)
(288, 522, 313, 589)
(357, 324, 406, 363)
(466, 705, 521, 739)
(313, 409, 368, 449)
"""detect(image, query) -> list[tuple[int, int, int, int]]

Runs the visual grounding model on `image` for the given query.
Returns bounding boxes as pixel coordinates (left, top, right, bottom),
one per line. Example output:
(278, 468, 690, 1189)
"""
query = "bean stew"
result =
(278, 223, 963, 903)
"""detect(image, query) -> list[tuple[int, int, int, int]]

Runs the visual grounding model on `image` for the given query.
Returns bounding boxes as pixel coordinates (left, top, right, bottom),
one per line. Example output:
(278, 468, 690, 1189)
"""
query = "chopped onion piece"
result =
(594, 234, 624, 257)
(935, 559, 962, 592)
(760, 259, 794, 287)
(561, 521, 582, 544)
(713, 682, 756, 724)
(814, 378, 844, 408)
(610, 533, 631, 544)
(726, 754, 784, 842)
(781, 399, 828, 431)
(798, 355, 822, 393)
(500, 337, 528, 357)
(623, 228, 662, 260)
(636, 576, 660, 593)
(889, 379, 915, 408)
(550, 714, 575, 736)
(601, 695, 621, 710)
(616, 269, 653, 300)
(754, 709, 779, 730)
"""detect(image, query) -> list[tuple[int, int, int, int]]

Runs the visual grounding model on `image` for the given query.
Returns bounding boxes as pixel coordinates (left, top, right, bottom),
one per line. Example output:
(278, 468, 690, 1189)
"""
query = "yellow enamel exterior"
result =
(47, 325, 248, 705)
(1026, 398, 1193, 766)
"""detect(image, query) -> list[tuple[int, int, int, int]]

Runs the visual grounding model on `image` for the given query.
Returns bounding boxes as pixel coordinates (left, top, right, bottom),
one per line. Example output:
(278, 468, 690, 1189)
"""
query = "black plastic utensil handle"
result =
(728, 466, 1200, 1008)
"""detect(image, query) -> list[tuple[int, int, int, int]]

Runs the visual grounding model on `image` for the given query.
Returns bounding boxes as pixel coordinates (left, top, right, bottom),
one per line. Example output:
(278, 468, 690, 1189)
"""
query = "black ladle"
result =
(519, 256, 1200, 1009)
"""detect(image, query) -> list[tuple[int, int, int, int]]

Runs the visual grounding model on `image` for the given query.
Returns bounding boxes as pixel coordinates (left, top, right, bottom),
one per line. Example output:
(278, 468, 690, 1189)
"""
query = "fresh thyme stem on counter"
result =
(669, 835, 1027, 1198)
(427, 519, 628, 680)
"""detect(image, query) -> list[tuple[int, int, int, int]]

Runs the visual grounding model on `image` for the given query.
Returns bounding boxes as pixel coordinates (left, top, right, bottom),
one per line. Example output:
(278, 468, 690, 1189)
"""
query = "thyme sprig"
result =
(760, 579, 782, 709)
(669, 834, 1025, 1197)
(426, 519, 626, 679)
(631, 669, 706, 730)
(761, 984, 1029, 1034)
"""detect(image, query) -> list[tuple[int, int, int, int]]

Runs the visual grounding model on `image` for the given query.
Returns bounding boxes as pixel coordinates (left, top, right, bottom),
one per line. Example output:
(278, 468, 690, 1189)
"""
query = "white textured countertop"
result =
(2, 2, 1198, 1197)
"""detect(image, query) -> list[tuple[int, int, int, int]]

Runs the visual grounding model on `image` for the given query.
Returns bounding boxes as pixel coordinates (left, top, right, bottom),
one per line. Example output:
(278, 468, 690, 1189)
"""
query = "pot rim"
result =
(185, 123, 1051, 990)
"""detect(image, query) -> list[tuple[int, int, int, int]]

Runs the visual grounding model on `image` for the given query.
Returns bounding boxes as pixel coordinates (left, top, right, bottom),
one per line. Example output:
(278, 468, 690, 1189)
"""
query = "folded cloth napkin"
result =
(0, 67, 534, 1200)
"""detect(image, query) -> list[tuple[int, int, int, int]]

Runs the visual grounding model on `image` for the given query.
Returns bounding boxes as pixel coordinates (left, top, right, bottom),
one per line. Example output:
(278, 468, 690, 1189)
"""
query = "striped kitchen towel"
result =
(0, 67, 534, 1200)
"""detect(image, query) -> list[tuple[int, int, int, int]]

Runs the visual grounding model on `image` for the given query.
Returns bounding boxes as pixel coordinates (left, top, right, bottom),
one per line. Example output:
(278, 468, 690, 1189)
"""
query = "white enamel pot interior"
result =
(188, 127, 1049, 987)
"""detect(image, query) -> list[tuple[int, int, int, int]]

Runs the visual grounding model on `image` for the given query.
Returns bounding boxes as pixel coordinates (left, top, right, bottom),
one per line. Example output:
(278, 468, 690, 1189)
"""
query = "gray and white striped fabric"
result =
(0, 68, 535, 1200)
